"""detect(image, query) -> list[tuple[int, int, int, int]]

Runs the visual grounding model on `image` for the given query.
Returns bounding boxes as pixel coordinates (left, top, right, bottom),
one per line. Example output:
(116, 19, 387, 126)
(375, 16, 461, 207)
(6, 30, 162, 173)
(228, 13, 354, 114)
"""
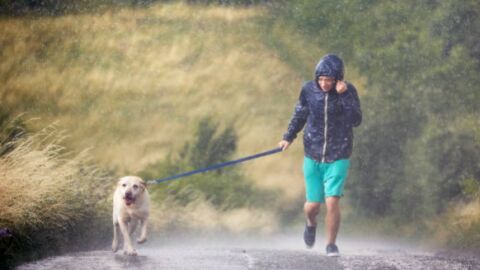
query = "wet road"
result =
(17, 235, 480, 270)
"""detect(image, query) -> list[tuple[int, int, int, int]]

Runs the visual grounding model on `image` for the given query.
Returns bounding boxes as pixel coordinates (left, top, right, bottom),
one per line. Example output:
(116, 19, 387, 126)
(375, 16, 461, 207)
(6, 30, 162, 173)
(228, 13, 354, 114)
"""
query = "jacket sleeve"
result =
(340, 83, 362, 127)
(283, 87, 309, 142)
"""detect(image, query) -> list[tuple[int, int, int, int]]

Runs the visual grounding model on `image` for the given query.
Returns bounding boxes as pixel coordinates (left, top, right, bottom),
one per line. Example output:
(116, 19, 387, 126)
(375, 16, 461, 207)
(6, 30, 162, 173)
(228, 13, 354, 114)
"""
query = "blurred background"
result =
(1, 0, 479, 268)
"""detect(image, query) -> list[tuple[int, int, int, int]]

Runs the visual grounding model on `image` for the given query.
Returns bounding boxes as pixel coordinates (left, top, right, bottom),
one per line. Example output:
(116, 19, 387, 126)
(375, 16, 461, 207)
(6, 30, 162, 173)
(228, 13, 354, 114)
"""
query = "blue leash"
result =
(147, 147, 283, 185)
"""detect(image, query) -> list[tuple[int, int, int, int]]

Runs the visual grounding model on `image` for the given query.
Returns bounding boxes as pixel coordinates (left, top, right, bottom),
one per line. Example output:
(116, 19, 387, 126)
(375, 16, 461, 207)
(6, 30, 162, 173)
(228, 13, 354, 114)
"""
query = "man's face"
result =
(318, 76, 336, 92)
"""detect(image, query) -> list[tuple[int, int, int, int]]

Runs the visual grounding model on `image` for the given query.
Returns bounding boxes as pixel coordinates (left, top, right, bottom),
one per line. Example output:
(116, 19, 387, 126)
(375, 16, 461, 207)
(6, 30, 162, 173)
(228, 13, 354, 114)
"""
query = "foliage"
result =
(0, 111, 26, 157)
(426, 131, 480, 212)
(140, 117, 276, 210)
(0, 122, 112, 269)
(0, 0, 159, 15)
(431, 199, 480, 250)
(0, 0, 269, 16)
(185, 0, 268, 5)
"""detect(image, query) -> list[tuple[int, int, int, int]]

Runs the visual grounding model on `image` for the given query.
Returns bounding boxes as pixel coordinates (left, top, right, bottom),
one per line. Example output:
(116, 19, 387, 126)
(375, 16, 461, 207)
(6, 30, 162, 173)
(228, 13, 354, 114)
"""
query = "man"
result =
(278, 54, 362, 256)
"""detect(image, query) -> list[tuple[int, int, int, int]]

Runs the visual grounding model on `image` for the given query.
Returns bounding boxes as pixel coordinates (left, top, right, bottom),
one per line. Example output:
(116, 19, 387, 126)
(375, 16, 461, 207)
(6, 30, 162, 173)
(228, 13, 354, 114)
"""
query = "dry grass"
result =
(0, 2, 332, 200)
(427, 199, 480, 249)
(0, 123, 113, 267)
(0, 125, 110, 231)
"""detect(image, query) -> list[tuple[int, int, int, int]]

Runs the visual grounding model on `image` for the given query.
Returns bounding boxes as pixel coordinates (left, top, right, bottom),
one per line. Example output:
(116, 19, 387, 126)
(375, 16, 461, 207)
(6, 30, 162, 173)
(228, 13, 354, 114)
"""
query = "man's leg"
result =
(303, 157, 324, 227)
(304, 202, 321, 226)
(303, 201, 321, 248)
(302, 156, 325, 248)
(323, 159, 349, 250)
(325, 196, 341, 245)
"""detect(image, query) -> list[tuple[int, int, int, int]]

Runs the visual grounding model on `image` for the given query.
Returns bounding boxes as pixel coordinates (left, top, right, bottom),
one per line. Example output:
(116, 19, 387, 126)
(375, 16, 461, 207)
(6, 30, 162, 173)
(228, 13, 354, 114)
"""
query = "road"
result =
(17, 234, 480, 270)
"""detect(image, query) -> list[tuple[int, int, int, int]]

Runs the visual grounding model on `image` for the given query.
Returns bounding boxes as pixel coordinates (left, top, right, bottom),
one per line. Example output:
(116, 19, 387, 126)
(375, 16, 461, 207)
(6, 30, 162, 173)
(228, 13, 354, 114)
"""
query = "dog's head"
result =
(117, 176, 147, 206)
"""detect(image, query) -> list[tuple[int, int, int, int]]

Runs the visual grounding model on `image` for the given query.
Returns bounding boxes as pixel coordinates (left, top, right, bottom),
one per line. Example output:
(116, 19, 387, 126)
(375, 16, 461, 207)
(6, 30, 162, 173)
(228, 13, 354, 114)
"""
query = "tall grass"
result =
(0, 123, 112, 267)
(0, 2, 332, 201)
(428, 199, 480, 250)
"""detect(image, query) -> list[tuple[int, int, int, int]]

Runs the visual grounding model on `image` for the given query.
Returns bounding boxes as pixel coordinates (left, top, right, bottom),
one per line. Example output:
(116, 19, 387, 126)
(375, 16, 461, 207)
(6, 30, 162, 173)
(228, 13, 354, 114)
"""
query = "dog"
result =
(112, 176, 150, 256)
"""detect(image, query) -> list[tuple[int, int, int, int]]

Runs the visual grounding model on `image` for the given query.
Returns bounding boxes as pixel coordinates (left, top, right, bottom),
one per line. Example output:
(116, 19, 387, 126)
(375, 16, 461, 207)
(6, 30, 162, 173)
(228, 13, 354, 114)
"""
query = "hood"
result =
(314, 54, 344, 81)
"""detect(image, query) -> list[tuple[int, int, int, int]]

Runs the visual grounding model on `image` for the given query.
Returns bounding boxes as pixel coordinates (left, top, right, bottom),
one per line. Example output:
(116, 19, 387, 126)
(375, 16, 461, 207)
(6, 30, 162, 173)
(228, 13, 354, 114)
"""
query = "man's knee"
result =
(304, 202, 321, 214)
(325, 196, 340, 212)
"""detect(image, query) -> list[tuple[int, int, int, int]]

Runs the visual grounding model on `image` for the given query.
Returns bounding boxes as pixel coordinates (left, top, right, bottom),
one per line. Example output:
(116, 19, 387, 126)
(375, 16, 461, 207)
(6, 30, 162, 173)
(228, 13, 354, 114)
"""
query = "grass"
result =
(0, 2, 333, 200)
(0, 123, 112, 267)
(429, 199, 480, 250)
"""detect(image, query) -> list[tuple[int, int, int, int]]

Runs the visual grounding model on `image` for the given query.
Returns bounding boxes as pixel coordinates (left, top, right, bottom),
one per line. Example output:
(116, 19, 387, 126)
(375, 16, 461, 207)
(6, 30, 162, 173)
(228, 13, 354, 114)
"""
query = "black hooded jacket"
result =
(283, 54, 362, 162)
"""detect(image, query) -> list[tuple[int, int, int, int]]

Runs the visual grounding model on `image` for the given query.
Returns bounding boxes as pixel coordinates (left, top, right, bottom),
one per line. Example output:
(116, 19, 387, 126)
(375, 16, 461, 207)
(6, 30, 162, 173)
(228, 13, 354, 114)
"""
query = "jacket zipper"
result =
(321, 93, 328, 162)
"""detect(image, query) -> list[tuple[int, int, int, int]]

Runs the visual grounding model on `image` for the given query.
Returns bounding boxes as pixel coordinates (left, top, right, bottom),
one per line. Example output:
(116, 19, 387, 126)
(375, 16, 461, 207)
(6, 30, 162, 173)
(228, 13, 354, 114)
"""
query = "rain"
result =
(1, 0, 479, 269)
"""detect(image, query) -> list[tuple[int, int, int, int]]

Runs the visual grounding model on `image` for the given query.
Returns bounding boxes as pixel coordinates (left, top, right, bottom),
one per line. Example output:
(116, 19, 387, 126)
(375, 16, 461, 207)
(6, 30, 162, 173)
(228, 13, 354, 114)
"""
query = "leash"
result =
(147, 147, 283, 185)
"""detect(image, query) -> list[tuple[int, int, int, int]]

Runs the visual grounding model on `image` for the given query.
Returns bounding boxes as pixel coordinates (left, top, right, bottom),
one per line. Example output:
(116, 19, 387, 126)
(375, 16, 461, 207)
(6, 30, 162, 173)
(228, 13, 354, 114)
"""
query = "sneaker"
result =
(303, 224, 316, 248)
(326, 243, 340, 257)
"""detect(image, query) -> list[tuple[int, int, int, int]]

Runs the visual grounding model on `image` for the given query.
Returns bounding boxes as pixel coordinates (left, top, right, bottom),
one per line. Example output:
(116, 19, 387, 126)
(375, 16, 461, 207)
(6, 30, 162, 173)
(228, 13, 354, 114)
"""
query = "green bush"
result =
(140, 117, 276, 210)
(0, 0, 268, 16)
(0, 0, 164, 16)
(185, 0, 268, 5)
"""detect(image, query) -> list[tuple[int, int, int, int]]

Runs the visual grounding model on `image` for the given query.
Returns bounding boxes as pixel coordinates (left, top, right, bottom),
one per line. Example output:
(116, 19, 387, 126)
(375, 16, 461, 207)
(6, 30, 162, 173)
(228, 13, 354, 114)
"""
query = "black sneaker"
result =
(303, 224, 316, 248)
(326, 243, 340, 257)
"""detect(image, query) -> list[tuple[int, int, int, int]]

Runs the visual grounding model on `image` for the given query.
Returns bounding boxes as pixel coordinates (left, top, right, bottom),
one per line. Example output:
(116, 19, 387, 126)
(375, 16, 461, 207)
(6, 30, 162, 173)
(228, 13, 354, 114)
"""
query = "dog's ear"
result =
(140, 180, 147, 190)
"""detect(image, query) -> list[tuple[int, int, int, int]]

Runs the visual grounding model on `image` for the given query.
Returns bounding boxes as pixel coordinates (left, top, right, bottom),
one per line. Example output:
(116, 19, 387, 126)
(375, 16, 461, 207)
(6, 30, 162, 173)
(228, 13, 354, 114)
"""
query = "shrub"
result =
(141, 117, 277, 211)
(0, 122, 112, 268)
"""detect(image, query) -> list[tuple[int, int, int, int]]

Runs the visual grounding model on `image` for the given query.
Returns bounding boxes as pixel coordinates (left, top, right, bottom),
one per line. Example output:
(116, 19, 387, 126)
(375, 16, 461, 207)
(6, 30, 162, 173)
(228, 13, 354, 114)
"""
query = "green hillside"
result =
(1, 3, 357, 199)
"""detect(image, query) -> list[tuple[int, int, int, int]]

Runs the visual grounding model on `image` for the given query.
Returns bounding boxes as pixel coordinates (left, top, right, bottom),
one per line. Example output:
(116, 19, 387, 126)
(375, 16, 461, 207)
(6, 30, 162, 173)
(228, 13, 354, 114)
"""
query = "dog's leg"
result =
(137, 219, 148, 244)
(128, 219, 138, 236)
(112, 221, 120, 252)
(119, 219, 137, 256)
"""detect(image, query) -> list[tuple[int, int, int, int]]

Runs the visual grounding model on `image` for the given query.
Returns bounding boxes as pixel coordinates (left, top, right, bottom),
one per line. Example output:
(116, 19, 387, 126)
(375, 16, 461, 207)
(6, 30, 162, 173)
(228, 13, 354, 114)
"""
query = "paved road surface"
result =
(17, 234, 480, 270)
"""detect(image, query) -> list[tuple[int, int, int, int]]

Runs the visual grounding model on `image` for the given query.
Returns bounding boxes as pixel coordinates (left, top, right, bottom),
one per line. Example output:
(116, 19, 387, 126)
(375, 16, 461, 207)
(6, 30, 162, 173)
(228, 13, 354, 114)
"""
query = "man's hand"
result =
(278, 140, 291, 151)
(336, 80, 347, 94)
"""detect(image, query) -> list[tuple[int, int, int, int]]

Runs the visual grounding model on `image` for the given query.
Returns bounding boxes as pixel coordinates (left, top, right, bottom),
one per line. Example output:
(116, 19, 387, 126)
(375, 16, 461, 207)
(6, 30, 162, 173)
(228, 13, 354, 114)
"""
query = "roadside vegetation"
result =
(0, 114, 112, 268)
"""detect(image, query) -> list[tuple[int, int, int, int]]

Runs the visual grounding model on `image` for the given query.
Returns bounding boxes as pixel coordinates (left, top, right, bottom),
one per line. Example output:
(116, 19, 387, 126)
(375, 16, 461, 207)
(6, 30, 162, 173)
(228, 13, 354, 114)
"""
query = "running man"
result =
(278, 54, 362, 256)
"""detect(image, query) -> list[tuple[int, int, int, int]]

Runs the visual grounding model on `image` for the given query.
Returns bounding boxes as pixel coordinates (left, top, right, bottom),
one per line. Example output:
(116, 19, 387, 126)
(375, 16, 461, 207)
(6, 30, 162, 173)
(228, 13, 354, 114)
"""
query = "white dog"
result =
(112, 176, 150, 256)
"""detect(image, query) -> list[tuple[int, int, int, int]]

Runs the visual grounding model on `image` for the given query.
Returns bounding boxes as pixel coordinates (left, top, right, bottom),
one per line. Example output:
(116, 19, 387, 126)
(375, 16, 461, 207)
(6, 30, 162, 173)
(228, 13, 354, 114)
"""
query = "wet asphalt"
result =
(16, 234, 480, 270)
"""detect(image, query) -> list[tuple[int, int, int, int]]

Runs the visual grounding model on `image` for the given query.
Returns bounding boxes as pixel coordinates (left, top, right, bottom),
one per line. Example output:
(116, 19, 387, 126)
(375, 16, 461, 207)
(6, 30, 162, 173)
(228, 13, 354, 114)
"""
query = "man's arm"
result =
(280, 87, 309, 150)
(338, 82, 362, 127)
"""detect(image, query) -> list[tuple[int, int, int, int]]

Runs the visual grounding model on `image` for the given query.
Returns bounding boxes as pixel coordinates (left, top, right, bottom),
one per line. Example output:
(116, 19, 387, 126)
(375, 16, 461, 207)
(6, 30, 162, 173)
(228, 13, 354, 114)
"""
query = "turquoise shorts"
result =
(303, 156, 350, 203)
